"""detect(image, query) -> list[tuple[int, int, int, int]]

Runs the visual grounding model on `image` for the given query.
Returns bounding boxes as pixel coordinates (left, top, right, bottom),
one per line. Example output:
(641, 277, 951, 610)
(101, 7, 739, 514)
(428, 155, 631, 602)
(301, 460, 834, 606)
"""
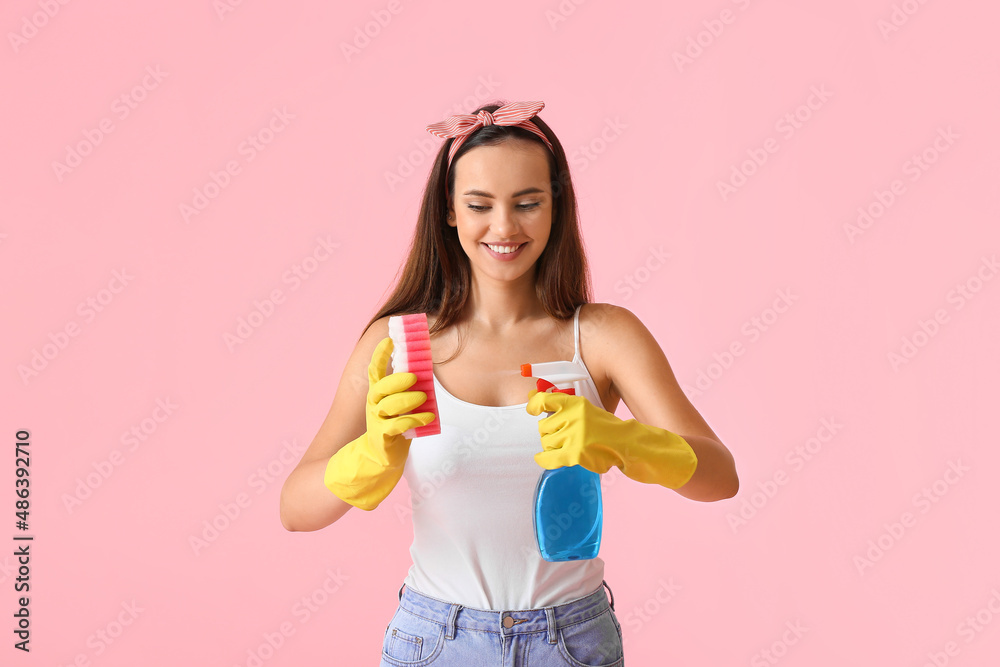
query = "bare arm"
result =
(597, 304, 739, 502)
(280, 457, 354, 531)
(279, 316, 391, 531)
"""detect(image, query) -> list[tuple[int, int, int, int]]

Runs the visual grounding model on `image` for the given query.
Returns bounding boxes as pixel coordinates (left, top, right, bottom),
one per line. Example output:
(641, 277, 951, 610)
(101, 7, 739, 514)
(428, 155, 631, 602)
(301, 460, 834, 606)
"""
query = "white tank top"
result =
(400, 304, 606, 610)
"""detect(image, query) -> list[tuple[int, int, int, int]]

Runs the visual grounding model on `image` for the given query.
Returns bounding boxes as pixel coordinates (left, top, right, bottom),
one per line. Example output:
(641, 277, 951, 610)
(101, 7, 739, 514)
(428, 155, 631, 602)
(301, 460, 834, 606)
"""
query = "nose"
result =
(490, 206, 519, 238)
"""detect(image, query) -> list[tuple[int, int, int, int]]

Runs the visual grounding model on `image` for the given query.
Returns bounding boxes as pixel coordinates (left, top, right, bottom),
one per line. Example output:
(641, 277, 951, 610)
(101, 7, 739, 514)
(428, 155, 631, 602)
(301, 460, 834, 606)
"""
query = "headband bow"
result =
(425, 101, 554, 173)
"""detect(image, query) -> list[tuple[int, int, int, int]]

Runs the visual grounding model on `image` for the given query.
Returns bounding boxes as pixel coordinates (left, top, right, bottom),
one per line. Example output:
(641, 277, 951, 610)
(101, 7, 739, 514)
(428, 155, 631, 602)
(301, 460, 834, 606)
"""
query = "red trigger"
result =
(534, 377, 576, 396)
(536, 378, 555, 392)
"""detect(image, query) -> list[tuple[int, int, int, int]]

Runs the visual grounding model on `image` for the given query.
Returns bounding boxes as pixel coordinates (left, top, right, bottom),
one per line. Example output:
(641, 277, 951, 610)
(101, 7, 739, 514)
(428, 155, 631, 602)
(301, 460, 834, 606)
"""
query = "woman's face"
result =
(447, 139, 553, 282)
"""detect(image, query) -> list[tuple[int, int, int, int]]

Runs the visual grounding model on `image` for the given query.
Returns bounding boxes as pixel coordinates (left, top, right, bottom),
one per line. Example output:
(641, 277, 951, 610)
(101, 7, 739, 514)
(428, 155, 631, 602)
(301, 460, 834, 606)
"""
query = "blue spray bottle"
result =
(521, 361, 603, 562)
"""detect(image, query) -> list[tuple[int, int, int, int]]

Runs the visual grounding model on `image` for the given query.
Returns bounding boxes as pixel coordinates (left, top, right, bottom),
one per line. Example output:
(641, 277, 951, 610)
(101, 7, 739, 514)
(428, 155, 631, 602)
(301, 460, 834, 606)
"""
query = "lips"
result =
(482, 242, 527, 260)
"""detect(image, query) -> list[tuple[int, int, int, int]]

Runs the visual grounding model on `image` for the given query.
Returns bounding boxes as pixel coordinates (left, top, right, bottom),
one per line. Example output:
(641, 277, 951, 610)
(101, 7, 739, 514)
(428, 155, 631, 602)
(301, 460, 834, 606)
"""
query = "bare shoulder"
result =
(579, 302, 637, 326)
(354, 315, 393, 373)
(577, 303, 638, 410)
(582, 302, 720, 440)
(578, 302, 642, 355)
(580, 302, 671, 386)
(360, 314, 392, 347)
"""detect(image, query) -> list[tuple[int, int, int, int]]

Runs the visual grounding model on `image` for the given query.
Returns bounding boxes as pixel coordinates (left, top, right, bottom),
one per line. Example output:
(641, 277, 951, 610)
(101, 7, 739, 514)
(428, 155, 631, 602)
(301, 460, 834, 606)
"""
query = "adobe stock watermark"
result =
(682, 288, 798, 398)
(717, 84, 832, 201)
(613, 245, 671, 301)
(385, 75, 502, 192)
(620, 577, 682, 635)
(8, 0, 73, 53)
(919, 587, 1000, 667)
(233, 568, 349, 667)
(189, 439, 307, 556)
(179, 107, 295, 223)
(568, 116, 627, 173)
(17, 268, 134, 386)
(340, 0, 406, 62)
(853, 459, 970, 575)
(56, 600, 143, 667)
(887, 254, 997, 371)
(213, 0, 251, 20)
(751, 620, 808, 666)
(545, 0, 589, 31)
(51, 65, 168, 183)
(843, 126, 958, 244)
(393, 406, 520, 524)
(224, 236, 340, 352)
(672, 0, 759, 73)
(0, 556, 16, 585)
(726, 416, 844, 533)
(514, 470, 624, 564)
(877, 0, 934, 40)
(62, 398, 178, 514)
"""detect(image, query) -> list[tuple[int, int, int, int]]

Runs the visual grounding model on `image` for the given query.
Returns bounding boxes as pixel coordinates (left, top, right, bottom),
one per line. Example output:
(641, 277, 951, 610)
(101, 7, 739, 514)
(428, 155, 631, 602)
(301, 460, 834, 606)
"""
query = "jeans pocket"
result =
(558, 608, 624, 667)
(381, 607, 445, 666)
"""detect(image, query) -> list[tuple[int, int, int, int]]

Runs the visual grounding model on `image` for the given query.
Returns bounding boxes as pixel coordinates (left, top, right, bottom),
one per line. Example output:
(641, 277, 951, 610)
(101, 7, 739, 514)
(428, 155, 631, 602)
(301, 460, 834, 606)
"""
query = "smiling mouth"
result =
(482, 242, 526, 254)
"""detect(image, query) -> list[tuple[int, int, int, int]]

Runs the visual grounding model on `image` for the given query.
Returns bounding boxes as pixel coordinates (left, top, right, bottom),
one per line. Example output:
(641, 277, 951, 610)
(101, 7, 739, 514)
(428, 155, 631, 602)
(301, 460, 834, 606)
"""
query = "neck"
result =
(463, 269, 545, 332)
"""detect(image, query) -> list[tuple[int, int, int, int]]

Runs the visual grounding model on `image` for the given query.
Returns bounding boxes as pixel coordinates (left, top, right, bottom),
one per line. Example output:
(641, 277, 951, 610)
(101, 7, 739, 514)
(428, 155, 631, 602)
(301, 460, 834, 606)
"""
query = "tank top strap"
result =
(573, 304, 583, 362)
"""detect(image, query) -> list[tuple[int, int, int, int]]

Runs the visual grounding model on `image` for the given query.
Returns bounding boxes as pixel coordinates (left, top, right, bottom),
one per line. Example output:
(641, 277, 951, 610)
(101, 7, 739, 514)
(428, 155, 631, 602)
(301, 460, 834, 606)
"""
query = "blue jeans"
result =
(379, 580, 624, 666)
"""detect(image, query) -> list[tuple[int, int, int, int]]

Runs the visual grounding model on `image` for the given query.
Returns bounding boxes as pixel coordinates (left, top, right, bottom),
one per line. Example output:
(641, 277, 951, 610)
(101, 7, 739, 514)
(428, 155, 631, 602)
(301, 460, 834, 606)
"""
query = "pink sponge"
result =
(388, 313, 441, 439)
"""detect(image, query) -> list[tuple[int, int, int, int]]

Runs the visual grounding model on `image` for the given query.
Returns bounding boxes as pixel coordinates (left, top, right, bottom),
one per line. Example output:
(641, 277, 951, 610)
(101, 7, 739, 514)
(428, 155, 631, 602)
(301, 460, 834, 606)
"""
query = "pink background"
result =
(3, 1, 999, 665)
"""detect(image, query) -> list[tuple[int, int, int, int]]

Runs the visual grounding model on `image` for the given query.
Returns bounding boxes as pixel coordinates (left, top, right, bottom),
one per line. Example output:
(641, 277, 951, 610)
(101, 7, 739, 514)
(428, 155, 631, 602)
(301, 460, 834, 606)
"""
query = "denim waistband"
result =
(394, 581, 616, 642)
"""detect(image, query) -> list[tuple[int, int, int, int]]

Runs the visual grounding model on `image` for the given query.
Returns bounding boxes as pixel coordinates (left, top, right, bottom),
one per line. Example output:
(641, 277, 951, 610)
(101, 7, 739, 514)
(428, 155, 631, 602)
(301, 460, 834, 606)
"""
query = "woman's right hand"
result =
(323, 336, 436, 511)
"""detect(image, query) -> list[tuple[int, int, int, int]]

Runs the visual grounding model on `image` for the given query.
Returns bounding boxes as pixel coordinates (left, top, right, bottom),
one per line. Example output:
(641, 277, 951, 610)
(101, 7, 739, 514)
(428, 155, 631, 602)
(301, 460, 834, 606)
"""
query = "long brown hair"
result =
(360, 101, 593, 358)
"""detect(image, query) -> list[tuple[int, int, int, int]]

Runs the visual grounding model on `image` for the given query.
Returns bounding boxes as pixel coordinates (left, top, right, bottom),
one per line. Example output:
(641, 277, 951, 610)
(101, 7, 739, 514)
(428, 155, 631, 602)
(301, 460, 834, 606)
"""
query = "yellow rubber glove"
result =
(525, 389, 698, 489)
(324, 337, 436, 511)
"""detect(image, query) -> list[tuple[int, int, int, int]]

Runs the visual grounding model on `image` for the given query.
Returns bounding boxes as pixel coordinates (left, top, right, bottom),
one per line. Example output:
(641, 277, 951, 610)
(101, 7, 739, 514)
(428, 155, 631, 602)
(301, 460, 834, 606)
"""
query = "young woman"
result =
(280, 101, 739, 665)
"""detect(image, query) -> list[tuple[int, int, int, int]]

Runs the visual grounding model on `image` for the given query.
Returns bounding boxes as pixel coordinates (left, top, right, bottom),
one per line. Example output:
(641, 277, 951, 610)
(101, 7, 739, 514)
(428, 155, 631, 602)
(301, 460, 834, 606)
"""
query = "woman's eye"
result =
(466, 202, 541, 212)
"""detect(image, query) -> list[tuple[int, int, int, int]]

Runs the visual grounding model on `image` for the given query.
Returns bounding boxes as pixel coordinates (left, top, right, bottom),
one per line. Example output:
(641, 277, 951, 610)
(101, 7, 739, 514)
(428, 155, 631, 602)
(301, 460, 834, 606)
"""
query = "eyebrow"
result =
(461, 187, 547, 198)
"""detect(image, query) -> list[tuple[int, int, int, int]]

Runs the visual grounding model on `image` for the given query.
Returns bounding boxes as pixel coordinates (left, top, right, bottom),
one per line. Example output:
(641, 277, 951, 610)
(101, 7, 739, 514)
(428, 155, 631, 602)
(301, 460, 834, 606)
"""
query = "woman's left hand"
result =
(525, 388, 698, 489)
(525, 388, 627, 473)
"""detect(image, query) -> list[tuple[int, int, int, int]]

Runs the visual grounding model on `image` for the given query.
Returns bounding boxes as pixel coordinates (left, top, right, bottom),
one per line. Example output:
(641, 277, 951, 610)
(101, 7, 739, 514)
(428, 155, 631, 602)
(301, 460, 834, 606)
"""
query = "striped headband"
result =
(425, 101, 554, 174)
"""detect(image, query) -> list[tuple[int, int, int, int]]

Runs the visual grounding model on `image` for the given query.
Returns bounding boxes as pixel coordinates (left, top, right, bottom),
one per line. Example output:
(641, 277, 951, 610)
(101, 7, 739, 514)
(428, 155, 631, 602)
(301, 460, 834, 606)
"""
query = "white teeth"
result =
(486, 244, 522, 254)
